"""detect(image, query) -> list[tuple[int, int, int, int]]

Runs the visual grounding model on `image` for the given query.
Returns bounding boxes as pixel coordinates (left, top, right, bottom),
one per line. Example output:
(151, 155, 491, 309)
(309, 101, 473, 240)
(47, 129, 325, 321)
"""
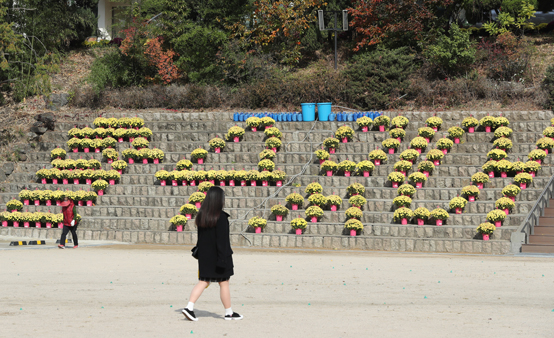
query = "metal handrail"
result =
(512, 173, 554, 252)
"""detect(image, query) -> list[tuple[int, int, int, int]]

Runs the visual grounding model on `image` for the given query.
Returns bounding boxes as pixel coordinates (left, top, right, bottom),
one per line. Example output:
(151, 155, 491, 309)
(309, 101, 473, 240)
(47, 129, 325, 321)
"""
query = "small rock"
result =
(35, 112, 56, 130)
(0, 169, 6, 182)
(3, 163, 14, 175)
(26, 132, 39, 142)
(31, 121, 48, 135)
(45, 94, 69, 111)
(18, 154, 27, 162)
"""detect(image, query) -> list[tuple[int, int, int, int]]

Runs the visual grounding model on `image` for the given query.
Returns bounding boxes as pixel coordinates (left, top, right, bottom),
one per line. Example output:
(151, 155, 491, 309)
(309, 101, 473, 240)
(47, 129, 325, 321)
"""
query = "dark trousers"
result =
(60, 225, 78, 246)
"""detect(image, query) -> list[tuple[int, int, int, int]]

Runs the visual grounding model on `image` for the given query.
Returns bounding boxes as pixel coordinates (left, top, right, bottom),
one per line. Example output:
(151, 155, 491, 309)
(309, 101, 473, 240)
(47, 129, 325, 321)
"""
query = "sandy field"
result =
(1, 242, 553, 338)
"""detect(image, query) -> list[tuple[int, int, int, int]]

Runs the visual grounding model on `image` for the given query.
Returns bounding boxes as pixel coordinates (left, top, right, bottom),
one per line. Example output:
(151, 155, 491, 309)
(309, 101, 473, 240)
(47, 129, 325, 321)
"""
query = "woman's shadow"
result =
(176, 308, 221, 319)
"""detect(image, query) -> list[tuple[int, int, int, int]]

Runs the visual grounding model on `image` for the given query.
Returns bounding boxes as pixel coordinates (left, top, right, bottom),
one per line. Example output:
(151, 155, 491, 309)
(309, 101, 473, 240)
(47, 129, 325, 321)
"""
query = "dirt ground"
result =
(0, 243, 553, 338)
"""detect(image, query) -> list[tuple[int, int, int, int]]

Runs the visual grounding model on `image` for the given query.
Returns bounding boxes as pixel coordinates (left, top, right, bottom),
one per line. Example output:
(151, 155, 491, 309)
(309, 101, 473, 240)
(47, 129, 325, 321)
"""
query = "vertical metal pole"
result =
(334, 12, 337, 70)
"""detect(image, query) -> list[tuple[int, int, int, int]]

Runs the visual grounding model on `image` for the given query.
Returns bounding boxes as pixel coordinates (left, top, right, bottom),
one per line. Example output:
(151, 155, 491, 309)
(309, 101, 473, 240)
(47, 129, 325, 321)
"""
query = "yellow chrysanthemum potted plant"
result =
(271, 204, 289, 222)
(414, 207, 430, 226)
(449, 196, 468, 214)
(487, 210, 506, 228)
(345, 219, 364, 237)
(291, 217, 307, 235)
(430, 207, 449, 226)
(476, 222, 496, 241)
(248, 216, 267, 234)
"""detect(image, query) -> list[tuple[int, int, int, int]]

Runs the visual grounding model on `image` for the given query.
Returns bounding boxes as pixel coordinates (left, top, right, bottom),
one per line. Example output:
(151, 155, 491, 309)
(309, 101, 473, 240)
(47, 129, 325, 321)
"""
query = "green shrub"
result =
(543, 65, 554, 109)
(423, 24, 476, 75)
(89, 50, 150, 93)
(343, 47, 417, 109)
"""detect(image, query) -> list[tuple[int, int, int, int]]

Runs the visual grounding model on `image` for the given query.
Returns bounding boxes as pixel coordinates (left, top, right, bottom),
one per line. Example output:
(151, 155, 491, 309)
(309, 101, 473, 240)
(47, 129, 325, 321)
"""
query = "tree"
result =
(349, 0, 454, 51)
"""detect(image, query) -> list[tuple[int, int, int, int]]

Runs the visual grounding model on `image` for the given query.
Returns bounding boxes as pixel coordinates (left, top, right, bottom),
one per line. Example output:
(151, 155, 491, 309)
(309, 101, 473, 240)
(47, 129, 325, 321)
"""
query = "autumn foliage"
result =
(349, 0, 453, 51)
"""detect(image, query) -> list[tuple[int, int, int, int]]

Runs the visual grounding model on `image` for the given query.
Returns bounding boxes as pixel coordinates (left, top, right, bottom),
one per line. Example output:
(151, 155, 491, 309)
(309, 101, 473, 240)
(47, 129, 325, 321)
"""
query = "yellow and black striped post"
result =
(28, 240, 46, 245)
(9, 241, 27, 246)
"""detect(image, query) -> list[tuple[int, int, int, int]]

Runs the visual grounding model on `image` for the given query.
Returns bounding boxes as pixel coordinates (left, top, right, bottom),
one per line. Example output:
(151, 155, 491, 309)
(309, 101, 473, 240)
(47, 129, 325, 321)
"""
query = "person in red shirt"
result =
(58, 197, 78, 249)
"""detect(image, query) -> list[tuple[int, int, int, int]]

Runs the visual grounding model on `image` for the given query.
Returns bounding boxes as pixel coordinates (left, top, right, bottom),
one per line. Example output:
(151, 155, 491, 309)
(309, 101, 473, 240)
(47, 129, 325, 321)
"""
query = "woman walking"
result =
(58, 196, 78, 249)
(182, 187, 243, 321)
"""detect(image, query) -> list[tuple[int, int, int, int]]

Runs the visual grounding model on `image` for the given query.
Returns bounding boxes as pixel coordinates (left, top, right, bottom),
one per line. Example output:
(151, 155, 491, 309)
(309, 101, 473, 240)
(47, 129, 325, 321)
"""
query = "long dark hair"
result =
(195, 186, 225, 228)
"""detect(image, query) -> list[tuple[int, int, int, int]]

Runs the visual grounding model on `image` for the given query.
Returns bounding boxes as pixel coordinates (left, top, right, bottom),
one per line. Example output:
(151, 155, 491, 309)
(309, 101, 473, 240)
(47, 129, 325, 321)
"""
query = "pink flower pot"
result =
(240, 181, 246, 186)
(342, 137, 348, 143)
(374, 159, 381, 166)
(424, 137, 430, 143)
(469, 196, 475, 202)
(195, 202, 201, 209)
(161, 180, 166, 186)
(117, 170, 123, 174)
(13, 222, 19, 227)
(95, 148, 100, 153)
(379, 125, 385, 132)
(229, 180, 235, 186)
(108, 159, 113, 164)
(215, 147, 221, 154)
(262, 181, 268, 186)
(488, 171, 495, 178)
(23, 200, 29, 205)
(255, 227, 262, 234)
(432, 127, 438, 132)
(176, 225, 183, 232)
(153, 158, 159, 164)
(501, 172, 507, 178)
(41, 178, 47, 184)
(455, 207, 462, 214)
(416, 148, 422, 154)
(362, 126, 368, 132)
(272, 147, 277, 153)
(78, 201, 83, 206)
(251, 180, 257, 186)
(508, 196, 515, 201)
(56, 201, 61, 206)
(118, 138, 123, 143)
(276, 215, 283, 221)
(485, 126, 491, 133)
(433, 159, 440, 166)
(417, 219, 424, 226)
(495, 221, 501, 227)
(109, 179, 115, 185)
(388, 148, 395, 154)
(220, 181, 226, 186)
(331, 205, 337, 211)
(73, 148, 78, 153)
(46, 200, 51, 206)
(296, 228, 302, 235)
(416, 182, 422, 188)
(454, 138, 460, 144)
(172, 180, 177, 186)
(277, 181, 283, 187)
(203, 192, 207, 196)
(363, 171, 370, 177)
(350, 229, 357, 237)
(423, 171, 429, 178)
(24, 222, 29, 228)
(53, 179, 59, 184)
(530, 172, 535, 178)
(128, 158, 134, 164)
(73, 179, 79, 185)
(503, 208, 509, 215)
(329, 148, 335, 154)
(292, 204, 298, 211)
(319, 159, 325, 165)
(397, 138, 402, 142)
(2, 221, 7, 227)
(266, 125, 272, 130)
(234, 136, 239, 143)
(469, 127, 474, 133)
(86, 179, 92, 185)
(344, 171, 351, 177)
(392, 182, 399, 188)
(477, 183, 483, 189)
(536, 159, 542, 164)
(482, 234, 489, 241)
(436, 220, 443, 226)
(46, 222, 52, 228)
(143, 159, 148, 164)
(185, 214, 192, 220)
(327, 171, 333, 177)
(311, 216, 317, 223)
(190, 181, 196, 186)
(11, 210, 16, 213)
(520, 182, 527, 189)
(129, 138, 134, 143)
(84, 148, 89, 153)
(399, 171, 406, 176)
(87, 200, 92, 207)
(181, 180, 187, 186)
(545, 149, 549, 154)
(58, 223, 63, 229)
(252, 127, 257, 132)
(98, 190, 104, 196)
(401, 218, 408, 225)
(442, 148, 448, 155)
(197, 158, 204, 164)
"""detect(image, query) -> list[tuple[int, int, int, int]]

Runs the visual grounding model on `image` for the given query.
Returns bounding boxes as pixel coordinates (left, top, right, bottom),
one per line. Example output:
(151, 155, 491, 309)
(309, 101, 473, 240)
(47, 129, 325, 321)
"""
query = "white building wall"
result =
(97, 0, 128, 40)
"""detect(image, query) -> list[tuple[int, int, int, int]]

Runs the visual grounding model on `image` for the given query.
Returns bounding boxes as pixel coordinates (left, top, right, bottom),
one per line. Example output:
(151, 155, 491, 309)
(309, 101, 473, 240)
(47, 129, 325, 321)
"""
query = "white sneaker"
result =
(224, 312, 243, 320)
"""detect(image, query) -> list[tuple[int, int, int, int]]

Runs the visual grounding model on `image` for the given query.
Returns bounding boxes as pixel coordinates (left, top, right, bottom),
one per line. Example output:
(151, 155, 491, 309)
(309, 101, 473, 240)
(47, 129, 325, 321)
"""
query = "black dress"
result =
(197, 211, 234, 282)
